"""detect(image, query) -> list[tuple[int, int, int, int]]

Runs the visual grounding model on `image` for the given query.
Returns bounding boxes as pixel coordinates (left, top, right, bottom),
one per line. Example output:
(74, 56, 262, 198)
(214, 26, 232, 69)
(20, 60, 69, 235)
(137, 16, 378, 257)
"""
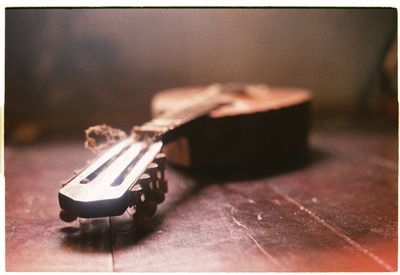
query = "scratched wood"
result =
(110, 117, 397, 271)
(5, 144, 113, 271)
(5, 117, 397, 271)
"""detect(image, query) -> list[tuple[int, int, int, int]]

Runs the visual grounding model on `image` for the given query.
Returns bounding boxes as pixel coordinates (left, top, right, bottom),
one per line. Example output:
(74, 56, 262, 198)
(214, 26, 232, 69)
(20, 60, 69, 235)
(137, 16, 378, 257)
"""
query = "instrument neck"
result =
(133, 84, 230, 142)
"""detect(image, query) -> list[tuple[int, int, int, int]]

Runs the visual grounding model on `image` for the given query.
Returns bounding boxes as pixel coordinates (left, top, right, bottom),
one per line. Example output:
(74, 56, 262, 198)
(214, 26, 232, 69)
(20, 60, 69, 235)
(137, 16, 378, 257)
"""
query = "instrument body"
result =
(154, 86, 311, 170)
(58, 84, 312, 221)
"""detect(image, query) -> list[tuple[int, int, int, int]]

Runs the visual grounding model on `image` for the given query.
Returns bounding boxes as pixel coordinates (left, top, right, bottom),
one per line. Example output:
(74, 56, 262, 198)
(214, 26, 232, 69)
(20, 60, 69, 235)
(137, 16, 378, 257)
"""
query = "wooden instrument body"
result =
(152, 86, 312, 170)
(58, 83, 312, 220)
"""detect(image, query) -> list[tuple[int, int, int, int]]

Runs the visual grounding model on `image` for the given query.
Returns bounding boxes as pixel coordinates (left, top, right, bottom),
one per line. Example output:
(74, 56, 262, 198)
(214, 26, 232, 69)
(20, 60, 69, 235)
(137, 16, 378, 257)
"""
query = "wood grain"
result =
(5, 144, 113, 271)
(5, 117, 397, 271)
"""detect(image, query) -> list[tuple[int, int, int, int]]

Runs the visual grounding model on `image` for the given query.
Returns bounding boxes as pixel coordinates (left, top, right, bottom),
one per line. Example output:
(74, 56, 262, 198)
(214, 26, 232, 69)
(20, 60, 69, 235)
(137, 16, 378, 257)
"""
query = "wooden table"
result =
(5, 117, 397, 271)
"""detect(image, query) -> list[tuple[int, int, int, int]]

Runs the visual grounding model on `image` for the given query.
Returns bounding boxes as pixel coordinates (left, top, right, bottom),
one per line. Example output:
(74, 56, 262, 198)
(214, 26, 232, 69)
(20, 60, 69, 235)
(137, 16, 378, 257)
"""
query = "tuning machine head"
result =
(127, 155, 168, 223)
(144, 157, 168, 204)
(154, 153, 166, 170)
(155, 153, 168, 193)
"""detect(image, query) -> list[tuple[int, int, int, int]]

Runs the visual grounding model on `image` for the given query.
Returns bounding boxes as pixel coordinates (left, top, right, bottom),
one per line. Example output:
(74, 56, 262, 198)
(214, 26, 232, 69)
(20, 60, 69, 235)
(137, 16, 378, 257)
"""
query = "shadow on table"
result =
(59, 146, 330, 252)
(59, 218, 112, 253)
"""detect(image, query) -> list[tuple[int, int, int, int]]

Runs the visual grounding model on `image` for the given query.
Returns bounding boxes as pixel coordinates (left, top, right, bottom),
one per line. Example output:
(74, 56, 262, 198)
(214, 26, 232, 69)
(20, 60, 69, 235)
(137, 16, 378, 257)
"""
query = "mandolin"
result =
(58, 83, 311, 224)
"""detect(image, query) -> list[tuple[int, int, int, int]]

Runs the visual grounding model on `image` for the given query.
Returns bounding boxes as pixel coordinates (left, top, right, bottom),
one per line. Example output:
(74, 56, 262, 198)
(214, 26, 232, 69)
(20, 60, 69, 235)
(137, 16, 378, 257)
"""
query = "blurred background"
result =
(5, 8, 397, 144)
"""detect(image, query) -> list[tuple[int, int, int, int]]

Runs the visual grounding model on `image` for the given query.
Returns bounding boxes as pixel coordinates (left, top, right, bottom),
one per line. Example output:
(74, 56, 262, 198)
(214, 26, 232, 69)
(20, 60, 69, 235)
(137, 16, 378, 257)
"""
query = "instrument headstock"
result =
(59, 138, 166, 221)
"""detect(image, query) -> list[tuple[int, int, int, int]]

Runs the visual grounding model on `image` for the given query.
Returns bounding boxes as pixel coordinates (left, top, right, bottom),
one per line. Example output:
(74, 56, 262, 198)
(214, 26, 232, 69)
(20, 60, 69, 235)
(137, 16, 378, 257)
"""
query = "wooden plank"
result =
(110, 124, 397, 271)
(5, 119, 397, 272)
(312, 117, 397, 166)
(111, 171, 275, 271)
(5, 143, 113, 271)
(267, 132, 397, 270)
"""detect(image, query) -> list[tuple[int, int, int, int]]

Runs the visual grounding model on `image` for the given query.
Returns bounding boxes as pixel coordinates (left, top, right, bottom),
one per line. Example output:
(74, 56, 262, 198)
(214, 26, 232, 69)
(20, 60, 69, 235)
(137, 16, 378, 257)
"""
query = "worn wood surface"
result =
(5, 117, 397, 271)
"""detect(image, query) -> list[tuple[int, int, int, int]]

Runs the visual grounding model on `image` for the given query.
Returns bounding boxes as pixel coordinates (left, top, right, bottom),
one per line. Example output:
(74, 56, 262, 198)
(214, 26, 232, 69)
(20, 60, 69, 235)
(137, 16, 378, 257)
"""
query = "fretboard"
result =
(133, 85, 230, 141)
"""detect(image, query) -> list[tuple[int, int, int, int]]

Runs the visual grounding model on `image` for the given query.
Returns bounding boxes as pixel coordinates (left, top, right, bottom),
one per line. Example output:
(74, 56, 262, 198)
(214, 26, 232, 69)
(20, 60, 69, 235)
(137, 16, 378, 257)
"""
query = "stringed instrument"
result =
(58, 83, 311, 224)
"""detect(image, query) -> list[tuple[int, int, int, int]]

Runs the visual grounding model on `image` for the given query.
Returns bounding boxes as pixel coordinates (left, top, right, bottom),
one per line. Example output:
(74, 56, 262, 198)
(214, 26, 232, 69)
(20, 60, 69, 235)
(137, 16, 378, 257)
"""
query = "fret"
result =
(133, 85, 231, 140)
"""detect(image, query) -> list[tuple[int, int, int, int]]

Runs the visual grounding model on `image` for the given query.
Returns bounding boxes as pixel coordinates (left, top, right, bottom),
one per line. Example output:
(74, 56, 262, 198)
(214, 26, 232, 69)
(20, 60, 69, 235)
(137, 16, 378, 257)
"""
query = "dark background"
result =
(5, 8, 397, 143)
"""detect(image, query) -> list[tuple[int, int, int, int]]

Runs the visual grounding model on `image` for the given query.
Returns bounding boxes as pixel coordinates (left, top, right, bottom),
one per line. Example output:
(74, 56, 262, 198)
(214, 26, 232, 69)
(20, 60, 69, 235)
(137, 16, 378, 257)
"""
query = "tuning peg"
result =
(128, 173, 149, 206)
(135, 171, 158, 217)
(154, 153, 166, 170)
(59, 209, 77, 222)
(160, 178, 168, 193)
(155, 153, 166, 182)
(151, 189, 165, 203)
(128, 183, 143, 207)
(146, 163, 159, 188)
(147, 159, 168, 199)
(141, 200, 158, 217)
(137, 173, 151, 191)
(152, 154, 168, 191)
(135, 194, 157, 217)
(130, 184, 143, 192)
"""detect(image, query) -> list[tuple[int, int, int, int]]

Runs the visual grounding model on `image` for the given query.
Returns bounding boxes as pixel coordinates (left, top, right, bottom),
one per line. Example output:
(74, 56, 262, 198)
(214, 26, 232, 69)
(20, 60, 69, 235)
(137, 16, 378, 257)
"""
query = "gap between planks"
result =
(270, 185, 395, 272)
(108, 217, 115, 272)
